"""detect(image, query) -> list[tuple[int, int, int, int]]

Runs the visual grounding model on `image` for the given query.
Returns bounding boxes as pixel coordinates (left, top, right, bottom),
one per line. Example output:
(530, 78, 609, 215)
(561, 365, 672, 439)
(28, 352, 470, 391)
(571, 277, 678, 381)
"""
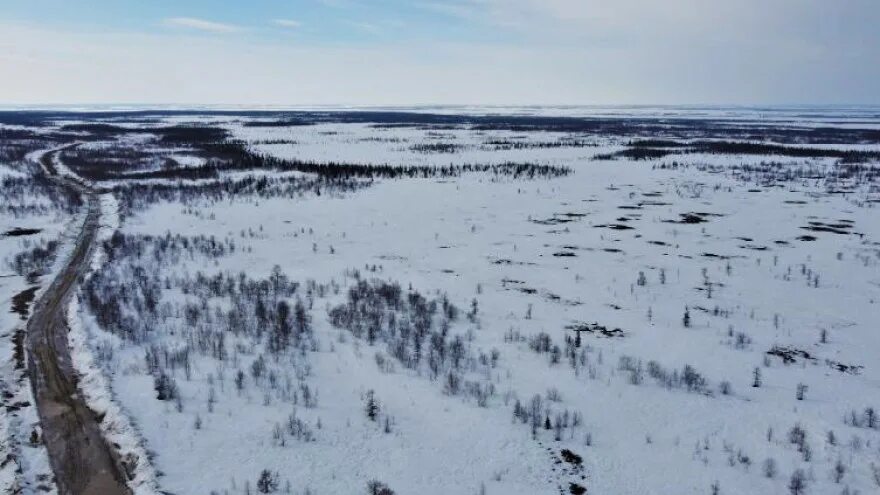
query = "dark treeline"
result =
(241, 119, 314, 128)
(60, 123, 133, 135)
(484, 138, 598, 150)
(110, 173, 366, 213)
(595, 147, 671, 161)
(65, 138, 571, 182)
(190, 141, 573, 179)
(4, 110, 880, 144)
(60, 146, 162, 178)
(58, 125, 233, 179)
(596, 140, 880, 164)
(0, 128, 68, 162)
(57, 123, 228, 144)
(409, 142, 464, 154)
(156, 125, 230, 145)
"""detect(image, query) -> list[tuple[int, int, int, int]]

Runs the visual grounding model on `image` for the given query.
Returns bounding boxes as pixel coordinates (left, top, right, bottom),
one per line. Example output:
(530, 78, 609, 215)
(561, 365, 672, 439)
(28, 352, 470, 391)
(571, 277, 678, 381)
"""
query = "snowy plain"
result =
(2, 107, 880, 495)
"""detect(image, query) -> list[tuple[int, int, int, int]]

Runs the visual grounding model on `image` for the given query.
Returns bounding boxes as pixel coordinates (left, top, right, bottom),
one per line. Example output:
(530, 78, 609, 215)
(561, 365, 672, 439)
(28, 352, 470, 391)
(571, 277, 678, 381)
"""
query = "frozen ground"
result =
(3, 108, 880, 495)
(0, 148, 80, 495)
(118, 154, 880, 494)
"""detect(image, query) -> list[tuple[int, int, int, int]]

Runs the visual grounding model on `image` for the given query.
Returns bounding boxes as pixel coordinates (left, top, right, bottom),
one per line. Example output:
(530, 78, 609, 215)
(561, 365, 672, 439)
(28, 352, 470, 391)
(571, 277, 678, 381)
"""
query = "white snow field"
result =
(7, 107, 880, 495)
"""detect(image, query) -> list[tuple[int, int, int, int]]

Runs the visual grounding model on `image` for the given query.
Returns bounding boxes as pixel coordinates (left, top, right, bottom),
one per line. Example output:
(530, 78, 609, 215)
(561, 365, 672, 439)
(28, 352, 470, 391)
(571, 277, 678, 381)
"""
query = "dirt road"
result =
(26, 148, 132, 495)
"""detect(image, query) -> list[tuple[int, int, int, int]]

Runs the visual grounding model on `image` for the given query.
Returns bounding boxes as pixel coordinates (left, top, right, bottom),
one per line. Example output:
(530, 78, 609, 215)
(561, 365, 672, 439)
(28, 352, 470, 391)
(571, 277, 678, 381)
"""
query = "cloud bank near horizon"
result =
(1, 0, 878, 105)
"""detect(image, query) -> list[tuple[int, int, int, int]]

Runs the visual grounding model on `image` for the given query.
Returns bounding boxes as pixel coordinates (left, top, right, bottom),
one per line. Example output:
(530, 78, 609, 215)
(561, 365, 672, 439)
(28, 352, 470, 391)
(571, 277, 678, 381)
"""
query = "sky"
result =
(1, 0, 879, 106)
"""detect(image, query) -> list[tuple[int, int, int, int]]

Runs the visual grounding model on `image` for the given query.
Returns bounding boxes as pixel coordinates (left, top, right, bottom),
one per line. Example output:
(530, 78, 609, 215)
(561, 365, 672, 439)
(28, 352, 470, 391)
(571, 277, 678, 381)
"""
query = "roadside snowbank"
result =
(66, 193, 162, 495)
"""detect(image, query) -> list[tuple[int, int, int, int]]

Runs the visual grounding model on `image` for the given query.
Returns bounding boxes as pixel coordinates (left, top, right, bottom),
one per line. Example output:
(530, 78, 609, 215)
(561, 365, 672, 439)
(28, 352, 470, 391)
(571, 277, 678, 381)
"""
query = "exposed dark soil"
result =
(4, 227, 43, 237)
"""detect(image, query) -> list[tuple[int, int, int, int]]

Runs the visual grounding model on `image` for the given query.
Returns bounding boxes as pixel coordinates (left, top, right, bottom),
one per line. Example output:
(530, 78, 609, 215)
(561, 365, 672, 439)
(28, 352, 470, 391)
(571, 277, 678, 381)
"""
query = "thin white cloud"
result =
(2, 0, 879, 106)
(273, 19, 303, 29)
(343, 20, 382, 35)
(418, 2, 480, 21)
(163, 17, 242, 33)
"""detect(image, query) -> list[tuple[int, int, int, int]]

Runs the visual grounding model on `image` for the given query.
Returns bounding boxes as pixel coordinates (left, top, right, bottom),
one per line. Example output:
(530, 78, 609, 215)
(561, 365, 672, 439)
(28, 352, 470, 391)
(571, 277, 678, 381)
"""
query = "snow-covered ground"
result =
(7, 109, 880, 495)
(0, 150, 82, 495)
(231, 122, 604, 168)
(114, 160, 880, 493)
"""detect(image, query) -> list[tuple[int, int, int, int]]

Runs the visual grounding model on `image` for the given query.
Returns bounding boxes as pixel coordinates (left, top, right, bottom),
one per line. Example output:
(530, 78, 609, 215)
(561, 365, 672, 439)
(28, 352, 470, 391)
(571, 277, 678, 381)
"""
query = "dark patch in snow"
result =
(11, 286, 39, 320)
(767, 345, 816, 365)
(491, 258, 536, 266)
(3, 227, 43, 237)
(12, 329, 25, 370)
(594, 223, 634, 230)
(531, 213, 586, 225)
(826, 359, 863, 375)
(565, 322, 624, 338)
(701, 252, 730, 259)
(664, 212, 718, 224)
(801, 221, 853, 235)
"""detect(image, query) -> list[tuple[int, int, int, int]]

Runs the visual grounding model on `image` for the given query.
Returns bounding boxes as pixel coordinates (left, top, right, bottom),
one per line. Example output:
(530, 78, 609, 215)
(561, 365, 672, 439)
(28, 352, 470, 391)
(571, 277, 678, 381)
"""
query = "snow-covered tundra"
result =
(3, 107, 880, 495)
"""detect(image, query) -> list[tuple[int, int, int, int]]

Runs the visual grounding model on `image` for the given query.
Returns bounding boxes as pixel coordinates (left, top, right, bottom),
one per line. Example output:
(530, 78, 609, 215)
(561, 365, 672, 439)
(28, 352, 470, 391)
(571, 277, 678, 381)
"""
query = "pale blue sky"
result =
(2, 0, 879, 105)
(1, 0, 511, 44)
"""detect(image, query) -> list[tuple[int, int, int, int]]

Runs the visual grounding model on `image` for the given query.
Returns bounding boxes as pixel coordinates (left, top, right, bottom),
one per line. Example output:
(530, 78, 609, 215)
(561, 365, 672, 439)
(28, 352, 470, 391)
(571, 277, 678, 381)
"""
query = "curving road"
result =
(26, 148, 131, 495)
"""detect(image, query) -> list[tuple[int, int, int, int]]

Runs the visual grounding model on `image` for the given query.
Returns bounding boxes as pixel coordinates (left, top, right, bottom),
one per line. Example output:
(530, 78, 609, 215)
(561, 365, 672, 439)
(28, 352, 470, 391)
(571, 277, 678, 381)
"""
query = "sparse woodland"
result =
(1, 110, 879, 495)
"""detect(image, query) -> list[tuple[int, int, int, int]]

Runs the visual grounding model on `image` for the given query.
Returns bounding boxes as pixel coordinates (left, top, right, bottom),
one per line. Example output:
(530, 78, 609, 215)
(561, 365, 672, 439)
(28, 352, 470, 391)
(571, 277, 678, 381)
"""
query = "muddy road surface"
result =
(26, 148, 132, 495)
